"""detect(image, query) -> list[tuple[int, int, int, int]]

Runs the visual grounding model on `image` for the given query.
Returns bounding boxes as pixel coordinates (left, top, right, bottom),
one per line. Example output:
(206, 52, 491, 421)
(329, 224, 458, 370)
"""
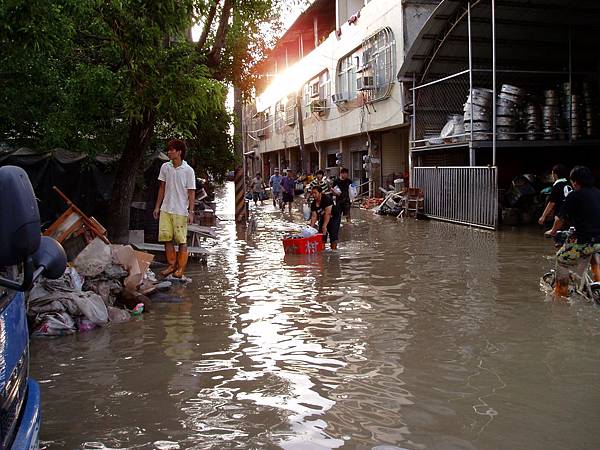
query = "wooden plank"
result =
(132, 243, 208, 257)
(187, 224, 218, 239)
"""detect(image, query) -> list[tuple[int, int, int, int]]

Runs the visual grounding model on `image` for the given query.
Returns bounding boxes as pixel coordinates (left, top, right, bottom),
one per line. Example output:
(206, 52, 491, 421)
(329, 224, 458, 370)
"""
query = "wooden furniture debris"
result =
(404, 187, 424, 218)
(44, 186, 110, 245)
(187, 224, 217, 248)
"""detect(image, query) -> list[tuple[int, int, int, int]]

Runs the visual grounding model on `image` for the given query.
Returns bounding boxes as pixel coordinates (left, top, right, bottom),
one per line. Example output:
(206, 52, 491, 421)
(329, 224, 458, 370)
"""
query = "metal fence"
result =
(412, 166, 498, 229)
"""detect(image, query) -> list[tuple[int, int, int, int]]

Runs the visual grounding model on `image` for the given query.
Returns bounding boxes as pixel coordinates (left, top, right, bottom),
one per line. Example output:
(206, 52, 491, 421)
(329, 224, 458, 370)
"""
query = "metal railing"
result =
(412, 166, 498, 229)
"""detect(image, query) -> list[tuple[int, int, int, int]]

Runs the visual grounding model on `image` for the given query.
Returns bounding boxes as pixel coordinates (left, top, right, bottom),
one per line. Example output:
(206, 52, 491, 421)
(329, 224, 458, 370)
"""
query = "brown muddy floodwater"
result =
(31, 182, 600, 450)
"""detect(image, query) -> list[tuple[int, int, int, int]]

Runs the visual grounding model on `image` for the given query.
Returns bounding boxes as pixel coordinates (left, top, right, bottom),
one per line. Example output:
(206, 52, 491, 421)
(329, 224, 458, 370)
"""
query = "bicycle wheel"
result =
(541, 271, 555, 287)
(591, 284, 600, 305)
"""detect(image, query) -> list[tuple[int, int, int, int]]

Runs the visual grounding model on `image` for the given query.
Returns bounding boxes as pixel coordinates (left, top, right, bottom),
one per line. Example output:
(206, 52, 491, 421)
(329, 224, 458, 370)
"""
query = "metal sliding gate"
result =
(412, 166, 498, 229)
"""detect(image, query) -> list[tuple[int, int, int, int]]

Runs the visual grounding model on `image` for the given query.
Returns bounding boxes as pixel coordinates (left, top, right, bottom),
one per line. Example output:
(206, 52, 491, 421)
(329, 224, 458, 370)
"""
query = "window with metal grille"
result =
(319, 70, 331, 104)
(285, 94, 295, 126)
(361, 27, 396, 102)
(303, 70, 331, 117)
(274, 101, 284, 133)
(336, 53, 358, 101)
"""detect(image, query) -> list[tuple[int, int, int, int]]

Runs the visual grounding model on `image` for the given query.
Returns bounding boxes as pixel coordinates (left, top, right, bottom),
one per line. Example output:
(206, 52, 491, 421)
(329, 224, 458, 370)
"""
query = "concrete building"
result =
(245, 0, 440, 196)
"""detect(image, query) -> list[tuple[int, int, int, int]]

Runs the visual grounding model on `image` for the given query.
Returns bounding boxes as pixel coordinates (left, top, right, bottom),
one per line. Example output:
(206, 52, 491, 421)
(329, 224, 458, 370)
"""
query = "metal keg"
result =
(498, 92, 521, 104)
(463, 102, 489, 114)
(470, 88, 494, 100)
(496, 105, 515, 117)
(467, 94, 493, 108)
(501, 84, 525, 97)
(496, 129, 513, 140)
(471, 131, 489, 141)
(464, 121, 491, 132)
(464, 109, 489, 121)
(496, 116, 516, 126)
(526, 130, 538, 140)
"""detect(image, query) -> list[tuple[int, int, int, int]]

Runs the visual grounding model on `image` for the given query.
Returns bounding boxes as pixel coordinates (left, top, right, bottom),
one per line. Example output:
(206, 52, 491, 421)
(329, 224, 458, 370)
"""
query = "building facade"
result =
(245, 0, 439, 196)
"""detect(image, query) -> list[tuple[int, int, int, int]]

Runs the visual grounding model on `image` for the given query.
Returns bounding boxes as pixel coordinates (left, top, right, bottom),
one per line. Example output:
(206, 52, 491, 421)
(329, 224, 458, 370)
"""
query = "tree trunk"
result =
(108, 109, 156, 243)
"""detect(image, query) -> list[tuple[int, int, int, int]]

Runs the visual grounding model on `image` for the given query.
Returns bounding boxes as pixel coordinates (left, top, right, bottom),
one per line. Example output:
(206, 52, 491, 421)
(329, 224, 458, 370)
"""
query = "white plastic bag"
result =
(302, 204, 311, 221)
(73, 238, 112, 277)
(349, 184, 358, 201)
(299, 226, 318, 237)
(72, 292, 109, 325)
(33, 312, 76, 336)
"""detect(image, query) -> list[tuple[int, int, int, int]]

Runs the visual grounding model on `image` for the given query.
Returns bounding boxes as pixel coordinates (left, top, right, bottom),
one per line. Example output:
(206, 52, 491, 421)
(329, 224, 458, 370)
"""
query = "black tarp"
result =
(0, 148, 167, 228)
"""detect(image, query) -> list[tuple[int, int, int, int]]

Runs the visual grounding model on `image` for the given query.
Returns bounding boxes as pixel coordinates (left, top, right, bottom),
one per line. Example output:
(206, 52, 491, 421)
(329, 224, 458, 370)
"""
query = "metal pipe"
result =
(412, 69, 471, 91)
(568, 24, 572, 143)
(492, 0, 497, 166)
(468, 2, 475, 166)
(410, 75, 416, 187)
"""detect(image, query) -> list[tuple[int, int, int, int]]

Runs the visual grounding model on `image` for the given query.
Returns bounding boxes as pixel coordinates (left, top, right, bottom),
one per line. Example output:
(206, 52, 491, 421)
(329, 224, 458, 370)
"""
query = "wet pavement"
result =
(31, 182, 600, 449)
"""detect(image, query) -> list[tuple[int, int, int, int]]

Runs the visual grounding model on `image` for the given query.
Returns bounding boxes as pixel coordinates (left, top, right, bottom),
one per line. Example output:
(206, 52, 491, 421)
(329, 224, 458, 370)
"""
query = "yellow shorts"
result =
(158, 211, 188, 244)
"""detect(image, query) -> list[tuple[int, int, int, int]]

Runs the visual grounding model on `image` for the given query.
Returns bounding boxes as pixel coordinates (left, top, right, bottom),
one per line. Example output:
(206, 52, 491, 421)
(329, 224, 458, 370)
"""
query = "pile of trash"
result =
(359, 198, 384, 210)
(374, 191, 405, 216)
(28, 237, 165, 337)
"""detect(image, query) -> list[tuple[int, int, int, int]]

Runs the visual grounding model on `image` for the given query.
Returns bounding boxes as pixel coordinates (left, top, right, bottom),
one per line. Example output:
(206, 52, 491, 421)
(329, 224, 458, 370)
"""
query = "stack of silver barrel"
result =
(543, 89, 560, 140)
(464, 88, 493, 140)
(496, 84, 524, 140)
(524, 102, 542, 140)
(460, 82, 595, 143)
(561, 82, 595, 140)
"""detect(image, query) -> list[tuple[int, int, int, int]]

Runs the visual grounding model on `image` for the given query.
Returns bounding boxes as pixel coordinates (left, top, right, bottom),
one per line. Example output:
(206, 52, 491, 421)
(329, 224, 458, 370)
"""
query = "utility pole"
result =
(233, 86, 246, 223)
(295, 92, 308, 174)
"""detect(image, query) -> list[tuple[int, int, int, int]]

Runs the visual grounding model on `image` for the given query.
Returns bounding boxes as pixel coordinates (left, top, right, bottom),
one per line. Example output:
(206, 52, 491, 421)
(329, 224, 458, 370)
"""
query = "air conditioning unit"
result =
(331, 93, 347, 104)
(357, 76, 375, 91)
(309, 99, 328, 116)
(310, 82, 320, 98)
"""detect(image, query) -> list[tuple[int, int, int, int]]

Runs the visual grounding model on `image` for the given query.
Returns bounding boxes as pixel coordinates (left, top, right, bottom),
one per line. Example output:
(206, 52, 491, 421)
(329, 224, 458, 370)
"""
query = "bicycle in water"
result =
(541, 227, 600, 304)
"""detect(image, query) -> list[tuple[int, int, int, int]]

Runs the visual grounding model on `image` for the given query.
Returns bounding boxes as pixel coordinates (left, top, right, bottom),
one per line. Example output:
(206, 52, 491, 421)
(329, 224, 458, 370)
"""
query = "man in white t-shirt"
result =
(153, 139, 196, 278)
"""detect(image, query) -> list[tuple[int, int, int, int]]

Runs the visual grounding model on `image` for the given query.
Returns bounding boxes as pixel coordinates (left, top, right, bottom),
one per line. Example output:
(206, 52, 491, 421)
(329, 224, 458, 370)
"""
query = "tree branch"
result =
(197, 0, 219, 51)
(206, 0, 233, 68)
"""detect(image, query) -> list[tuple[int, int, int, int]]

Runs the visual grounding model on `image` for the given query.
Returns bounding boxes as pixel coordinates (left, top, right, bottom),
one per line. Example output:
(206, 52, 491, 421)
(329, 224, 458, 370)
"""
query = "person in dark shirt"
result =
(309, 185, 341, 250)
(332, 167, 353, 223)
(538, 164, 572, 227)
(280, 170, 296, 213)
(547, 166, 600, 297)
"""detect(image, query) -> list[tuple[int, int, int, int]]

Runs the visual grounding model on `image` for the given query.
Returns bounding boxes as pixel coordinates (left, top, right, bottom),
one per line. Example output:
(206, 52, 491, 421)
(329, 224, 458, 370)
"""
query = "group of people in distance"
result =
(539, 164, 600, 298)
(253, 167, 354, 250)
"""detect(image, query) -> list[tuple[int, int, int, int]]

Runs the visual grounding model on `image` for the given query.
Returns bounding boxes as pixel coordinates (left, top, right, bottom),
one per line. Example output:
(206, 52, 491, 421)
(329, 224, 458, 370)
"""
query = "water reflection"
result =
(30, 183, 600, 449)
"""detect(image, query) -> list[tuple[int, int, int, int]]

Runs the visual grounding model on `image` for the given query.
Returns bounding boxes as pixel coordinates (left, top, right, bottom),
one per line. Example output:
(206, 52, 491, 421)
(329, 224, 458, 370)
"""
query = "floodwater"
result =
(31, 182, 600, 450)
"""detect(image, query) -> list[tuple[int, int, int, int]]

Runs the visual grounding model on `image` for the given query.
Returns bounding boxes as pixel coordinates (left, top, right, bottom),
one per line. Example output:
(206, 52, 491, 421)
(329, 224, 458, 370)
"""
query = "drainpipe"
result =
(492, 0, 496, 166)
(468, 1, 475, 166)
(296, 92, 308, 175)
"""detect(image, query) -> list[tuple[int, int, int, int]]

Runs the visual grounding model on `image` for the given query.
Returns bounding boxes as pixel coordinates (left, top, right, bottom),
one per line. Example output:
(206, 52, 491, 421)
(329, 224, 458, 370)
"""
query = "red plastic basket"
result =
(282, 233, 325, 254)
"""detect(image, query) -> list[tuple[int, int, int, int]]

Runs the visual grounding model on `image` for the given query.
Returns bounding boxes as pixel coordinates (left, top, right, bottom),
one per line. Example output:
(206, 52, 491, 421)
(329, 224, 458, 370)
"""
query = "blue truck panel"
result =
(0, 291, 40, 450)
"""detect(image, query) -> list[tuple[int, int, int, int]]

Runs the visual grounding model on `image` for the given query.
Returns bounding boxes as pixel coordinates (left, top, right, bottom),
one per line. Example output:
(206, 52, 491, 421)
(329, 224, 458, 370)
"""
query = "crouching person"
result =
(153, 139, 196, 278)
(309, 185, 341, 250)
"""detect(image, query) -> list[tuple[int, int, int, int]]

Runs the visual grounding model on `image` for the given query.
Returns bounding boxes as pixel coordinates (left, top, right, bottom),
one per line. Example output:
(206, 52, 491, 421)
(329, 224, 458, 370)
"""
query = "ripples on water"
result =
(31, 183, 600, 449)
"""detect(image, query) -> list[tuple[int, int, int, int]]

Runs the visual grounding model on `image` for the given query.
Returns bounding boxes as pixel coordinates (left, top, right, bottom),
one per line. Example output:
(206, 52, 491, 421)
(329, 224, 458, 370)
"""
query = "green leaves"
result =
(0, 0, 289, 179)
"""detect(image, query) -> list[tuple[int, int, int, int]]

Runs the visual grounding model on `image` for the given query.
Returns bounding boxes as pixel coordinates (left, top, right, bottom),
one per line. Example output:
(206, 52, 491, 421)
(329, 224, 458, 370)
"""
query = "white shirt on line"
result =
(158, 160, 196, 216)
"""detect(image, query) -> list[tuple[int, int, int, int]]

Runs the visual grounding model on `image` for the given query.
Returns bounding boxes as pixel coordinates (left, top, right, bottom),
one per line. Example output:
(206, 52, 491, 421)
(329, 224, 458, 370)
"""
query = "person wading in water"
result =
(309, 185, 342, 250)
(153, 139, 196, 278)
